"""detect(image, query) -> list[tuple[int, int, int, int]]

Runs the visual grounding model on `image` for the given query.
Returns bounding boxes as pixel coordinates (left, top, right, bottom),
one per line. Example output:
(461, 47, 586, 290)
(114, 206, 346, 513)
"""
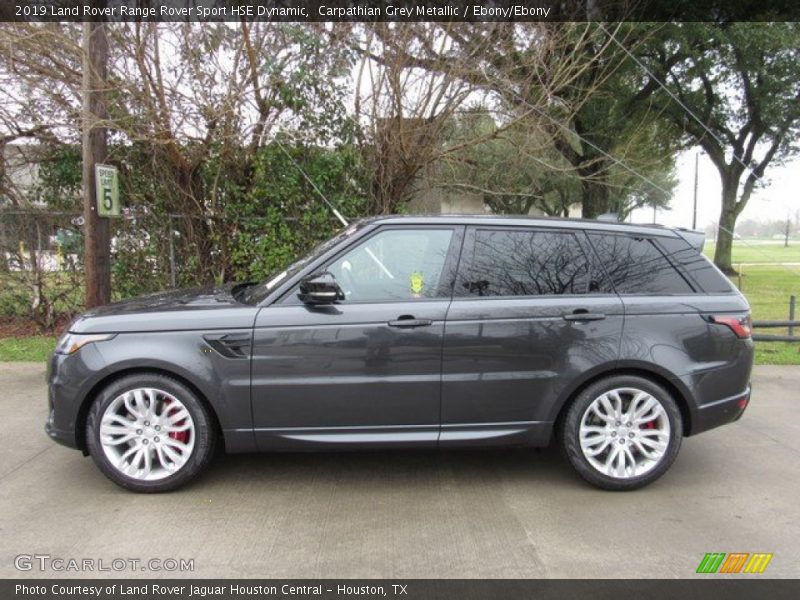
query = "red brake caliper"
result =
(163, 399, 189, 447)
(643, 419, 657, 429)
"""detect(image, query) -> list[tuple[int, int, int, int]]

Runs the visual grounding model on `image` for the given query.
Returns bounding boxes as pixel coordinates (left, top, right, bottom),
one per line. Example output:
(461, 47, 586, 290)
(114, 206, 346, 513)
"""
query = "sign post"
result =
(83, 17, 111, 308)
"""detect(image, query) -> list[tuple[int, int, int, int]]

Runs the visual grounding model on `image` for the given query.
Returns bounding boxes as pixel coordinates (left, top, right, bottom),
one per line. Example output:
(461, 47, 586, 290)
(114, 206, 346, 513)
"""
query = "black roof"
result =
(359, 214, 699, 239)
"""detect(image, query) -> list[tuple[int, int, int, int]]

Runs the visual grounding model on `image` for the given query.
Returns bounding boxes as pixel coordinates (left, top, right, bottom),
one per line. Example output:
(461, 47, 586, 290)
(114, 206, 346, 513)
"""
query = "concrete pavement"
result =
(0, 362, 798, 579)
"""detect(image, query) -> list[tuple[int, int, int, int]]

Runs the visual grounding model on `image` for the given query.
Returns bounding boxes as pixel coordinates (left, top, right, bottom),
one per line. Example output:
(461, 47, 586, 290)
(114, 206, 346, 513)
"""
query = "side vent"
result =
(203, 333, 252, 359)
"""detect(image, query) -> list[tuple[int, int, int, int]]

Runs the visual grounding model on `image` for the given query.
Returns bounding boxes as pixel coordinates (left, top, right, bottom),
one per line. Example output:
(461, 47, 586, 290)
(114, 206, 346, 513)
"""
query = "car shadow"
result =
(193, 444, 583, 492)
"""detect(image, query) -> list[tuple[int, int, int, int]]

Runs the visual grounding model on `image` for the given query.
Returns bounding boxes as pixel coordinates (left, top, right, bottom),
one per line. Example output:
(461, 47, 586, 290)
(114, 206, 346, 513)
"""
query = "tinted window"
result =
(461, 229, 589, 296)
(588, 234, 694, 294)
(328, 228, 454, 302)
(656, 237, 733, 293)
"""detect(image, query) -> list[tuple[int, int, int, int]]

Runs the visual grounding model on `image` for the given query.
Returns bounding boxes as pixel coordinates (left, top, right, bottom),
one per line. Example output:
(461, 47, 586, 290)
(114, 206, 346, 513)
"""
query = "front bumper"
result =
(45, 344, 106, 452)
(45, 408, 78, 448)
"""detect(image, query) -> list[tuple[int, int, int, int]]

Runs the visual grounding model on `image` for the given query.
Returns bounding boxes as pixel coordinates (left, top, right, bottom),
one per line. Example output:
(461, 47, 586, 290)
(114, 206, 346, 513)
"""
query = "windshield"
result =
(240, 222, 365, 304)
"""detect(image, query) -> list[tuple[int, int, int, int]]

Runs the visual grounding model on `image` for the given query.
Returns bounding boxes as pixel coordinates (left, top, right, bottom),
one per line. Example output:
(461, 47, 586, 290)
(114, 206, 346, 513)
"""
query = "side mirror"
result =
(298, 272, 345, 305)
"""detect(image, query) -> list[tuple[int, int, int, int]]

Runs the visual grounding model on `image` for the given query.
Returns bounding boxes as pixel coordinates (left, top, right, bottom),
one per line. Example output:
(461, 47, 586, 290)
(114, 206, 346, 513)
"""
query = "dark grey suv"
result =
(46, 216, 753, 492)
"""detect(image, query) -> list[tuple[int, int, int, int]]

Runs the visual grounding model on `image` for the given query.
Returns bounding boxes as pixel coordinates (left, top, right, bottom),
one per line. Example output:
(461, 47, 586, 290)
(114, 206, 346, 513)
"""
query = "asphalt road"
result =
(1, 362, 798, 579)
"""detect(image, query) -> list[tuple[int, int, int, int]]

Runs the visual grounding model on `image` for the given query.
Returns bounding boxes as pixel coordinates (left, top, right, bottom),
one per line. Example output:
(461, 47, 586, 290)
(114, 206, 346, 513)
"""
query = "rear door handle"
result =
(388, 317, 432, 328)
(563, 311, 606, 322)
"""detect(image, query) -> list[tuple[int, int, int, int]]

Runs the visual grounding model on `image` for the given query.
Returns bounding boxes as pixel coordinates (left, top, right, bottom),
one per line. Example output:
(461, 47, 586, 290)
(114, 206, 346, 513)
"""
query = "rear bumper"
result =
(690, 385, 751, 436)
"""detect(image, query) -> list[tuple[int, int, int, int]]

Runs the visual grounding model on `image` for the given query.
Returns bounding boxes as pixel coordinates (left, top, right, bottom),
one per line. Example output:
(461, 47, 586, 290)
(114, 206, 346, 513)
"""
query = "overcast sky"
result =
(629, 150, 800, 230)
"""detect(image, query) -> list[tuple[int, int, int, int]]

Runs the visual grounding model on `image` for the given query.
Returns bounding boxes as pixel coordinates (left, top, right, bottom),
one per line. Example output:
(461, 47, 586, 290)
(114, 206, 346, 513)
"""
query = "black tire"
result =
(86, 373, 216, 493)
(558, 375, 683, 491)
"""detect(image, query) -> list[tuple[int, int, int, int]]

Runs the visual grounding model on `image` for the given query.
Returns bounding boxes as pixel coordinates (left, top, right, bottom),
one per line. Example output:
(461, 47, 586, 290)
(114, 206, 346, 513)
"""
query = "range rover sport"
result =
(46, 215, 753, 492)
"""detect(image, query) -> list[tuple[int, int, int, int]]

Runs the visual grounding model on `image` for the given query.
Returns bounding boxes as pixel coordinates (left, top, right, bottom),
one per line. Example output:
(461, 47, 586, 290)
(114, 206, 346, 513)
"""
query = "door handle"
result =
(388, 316, 432, 328)
(563, 310, 606, 322)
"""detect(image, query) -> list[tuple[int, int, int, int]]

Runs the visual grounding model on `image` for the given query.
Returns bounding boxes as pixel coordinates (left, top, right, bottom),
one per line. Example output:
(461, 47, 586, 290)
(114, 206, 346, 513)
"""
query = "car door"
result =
(440, 225, 624, 447)
(251, 225, 463, 450)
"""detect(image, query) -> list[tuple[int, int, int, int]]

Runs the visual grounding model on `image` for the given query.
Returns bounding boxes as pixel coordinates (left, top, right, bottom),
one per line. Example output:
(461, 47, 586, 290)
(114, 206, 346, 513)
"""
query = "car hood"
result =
(69, 283, 259, 334)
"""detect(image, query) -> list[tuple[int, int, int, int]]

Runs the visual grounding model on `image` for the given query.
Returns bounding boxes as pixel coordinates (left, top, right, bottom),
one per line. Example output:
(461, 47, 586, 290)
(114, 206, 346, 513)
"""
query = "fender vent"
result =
(203, 333, 252, 359)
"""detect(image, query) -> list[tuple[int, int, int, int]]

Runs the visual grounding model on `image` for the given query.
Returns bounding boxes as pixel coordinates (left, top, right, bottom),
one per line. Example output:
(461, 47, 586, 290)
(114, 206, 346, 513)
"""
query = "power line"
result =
(273, 137, 349, 227)
(598, 23, 761, 182)
(273, 137, 394, 279)
(478, 66, 800, 277)
(594, 24, 800, 274)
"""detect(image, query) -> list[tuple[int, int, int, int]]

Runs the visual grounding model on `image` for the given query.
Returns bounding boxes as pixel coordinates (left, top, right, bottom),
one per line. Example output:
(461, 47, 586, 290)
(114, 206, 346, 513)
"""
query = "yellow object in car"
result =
(410, 271, 424, 295)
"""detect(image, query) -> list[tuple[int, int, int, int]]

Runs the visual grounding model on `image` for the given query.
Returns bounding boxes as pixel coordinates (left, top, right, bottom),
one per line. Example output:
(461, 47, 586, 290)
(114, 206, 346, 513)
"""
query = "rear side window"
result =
(588, 233, 694, 295)
(461, 228, 589, 296)
(656, 237, 733, 293)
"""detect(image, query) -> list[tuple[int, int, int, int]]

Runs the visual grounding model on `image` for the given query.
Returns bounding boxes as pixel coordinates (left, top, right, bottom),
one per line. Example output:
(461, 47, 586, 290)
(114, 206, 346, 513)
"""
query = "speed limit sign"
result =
(95, 164, 119, 217)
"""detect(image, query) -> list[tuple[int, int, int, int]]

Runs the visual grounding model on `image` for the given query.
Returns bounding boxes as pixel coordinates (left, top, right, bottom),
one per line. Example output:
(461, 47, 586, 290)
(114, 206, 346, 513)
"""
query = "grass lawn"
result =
(0, 336, 56, 362)
(732, 265, 800, 365)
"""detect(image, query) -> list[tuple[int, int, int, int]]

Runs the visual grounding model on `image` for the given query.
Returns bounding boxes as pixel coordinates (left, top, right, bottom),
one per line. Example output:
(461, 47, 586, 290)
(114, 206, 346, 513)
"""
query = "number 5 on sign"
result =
(95, 164, 119, 217)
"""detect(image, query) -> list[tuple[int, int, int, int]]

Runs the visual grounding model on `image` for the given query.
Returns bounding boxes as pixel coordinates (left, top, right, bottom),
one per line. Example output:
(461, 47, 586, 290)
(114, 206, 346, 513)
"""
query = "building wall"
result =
(1, 144, 42, 206)
(407, 186, 552, 216)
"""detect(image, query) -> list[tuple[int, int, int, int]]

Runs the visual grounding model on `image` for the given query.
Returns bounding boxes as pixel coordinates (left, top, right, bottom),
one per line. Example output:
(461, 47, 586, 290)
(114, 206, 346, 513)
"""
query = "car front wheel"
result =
(86, 374, 216, 492)
(560, 375, 683, 491)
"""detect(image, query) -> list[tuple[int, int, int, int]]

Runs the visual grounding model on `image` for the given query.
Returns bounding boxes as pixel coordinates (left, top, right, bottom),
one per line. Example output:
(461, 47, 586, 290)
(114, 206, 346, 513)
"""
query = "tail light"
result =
(708, 314, 752, 339)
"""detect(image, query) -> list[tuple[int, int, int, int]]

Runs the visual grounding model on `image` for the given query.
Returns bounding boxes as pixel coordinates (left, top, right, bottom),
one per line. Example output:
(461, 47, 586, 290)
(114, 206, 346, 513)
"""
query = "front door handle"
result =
(563, 310, 606, 322)
(388, 316, 432, 328)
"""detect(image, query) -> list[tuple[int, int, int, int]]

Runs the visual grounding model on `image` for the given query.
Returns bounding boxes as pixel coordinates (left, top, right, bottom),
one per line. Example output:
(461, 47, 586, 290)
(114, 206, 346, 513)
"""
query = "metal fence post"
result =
(790, 296, 796, 337)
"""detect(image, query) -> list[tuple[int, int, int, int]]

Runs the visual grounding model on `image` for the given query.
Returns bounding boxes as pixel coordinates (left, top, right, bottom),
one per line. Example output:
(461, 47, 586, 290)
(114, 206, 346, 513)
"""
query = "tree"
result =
(0, 22, 357, 284)
(346, 24, 491, 214)
(355, 23, 681, 218)
(435, 110, 579, 216)
(635, 22, 800, 273)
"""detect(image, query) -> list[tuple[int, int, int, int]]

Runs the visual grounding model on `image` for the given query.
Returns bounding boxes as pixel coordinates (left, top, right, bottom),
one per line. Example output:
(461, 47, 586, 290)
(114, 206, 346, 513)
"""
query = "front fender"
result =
(50, 330, 255, 453)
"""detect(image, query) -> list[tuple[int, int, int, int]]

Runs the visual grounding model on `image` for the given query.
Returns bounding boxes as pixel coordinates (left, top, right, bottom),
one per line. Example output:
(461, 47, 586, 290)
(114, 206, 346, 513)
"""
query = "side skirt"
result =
(226, 422, 553, 453)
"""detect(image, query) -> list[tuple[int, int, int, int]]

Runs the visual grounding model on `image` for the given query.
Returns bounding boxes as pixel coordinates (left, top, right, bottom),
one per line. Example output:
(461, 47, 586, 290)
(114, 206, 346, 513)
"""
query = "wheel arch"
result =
(75, 366, 223, 454)
(551, 364, 695, 438)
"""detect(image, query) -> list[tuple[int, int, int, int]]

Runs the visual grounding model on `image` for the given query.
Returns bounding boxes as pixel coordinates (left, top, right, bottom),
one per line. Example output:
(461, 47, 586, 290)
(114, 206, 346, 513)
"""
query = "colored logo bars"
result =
(696, 552, 773, 574)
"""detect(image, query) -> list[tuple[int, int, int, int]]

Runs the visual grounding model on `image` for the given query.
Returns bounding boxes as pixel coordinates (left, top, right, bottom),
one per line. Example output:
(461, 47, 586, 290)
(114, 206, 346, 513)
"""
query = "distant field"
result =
(699, 240, 799, 363)
(699, 240, 800, 364)
(704, 240, 800, 264)
(727, 264, 800, 365)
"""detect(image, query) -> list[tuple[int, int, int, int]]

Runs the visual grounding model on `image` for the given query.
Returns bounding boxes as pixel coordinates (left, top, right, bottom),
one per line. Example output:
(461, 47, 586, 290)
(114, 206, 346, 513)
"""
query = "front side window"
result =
(460, 228, 590, 297)
(588, 233, 694, 294)
(327, 228, 454, 303)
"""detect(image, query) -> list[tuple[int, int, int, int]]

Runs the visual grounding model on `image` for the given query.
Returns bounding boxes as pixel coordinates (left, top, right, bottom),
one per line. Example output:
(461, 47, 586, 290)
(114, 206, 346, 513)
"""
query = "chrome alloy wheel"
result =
(100, 388, 195, 481)
(579, 387, 671, 479)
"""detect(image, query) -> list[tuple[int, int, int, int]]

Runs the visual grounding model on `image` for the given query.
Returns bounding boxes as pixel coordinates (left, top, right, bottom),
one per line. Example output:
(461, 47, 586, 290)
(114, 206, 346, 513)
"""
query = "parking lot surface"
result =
(1, 362, 798, 578)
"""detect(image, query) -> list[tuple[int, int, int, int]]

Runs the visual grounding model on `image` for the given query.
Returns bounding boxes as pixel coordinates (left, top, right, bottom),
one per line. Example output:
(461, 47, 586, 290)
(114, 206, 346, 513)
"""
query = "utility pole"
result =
(692, 151, 699, 230)
(82, 10, 111, 308)
(786, 209, 791, 248)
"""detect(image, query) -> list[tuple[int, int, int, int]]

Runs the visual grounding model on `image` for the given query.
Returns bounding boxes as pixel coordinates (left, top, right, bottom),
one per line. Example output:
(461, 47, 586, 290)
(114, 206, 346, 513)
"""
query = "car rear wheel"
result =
(559, 375, 683, 491)
(86, 374, 216, 492)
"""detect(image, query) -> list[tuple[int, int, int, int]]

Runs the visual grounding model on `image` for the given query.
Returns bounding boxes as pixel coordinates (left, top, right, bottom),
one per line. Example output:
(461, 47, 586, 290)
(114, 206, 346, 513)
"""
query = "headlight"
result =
(54, 333, 116, 355)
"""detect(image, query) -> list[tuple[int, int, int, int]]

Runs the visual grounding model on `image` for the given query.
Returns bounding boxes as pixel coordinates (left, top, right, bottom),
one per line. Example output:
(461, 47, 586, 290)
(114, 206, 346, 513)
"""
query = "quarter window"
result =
(588, 234, 694, 294)
(656, 237, 733, 293)
(461, 228, 590, 296)
(327, 229, 454, 302)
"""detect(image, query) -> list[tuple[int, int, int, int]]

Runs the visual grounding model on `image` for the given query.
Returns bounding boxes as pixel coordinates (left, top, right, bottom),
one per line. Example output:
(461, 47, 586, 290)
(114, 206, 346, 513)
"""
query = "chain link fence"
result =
(0, 207, 308, 332)
(0, 208, 204, 330)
